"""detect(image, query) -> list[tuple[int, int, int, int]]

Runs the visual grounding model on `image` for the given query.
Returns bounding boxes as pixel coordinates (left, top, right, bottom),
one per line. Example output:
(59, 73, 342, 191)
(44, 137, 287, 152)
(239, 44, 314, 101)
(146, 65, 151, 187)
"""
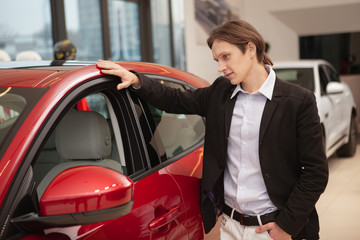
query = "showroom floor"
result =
(204, 142, 360, 240)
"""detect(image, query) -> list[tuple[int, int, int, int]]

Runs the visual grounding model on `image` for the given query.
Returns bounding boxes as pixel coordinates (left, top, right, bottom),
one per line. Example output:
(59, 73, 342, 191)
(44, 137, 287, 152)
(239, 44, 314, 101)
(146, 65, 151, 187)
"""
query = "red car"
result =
(0, 61, 209, 239)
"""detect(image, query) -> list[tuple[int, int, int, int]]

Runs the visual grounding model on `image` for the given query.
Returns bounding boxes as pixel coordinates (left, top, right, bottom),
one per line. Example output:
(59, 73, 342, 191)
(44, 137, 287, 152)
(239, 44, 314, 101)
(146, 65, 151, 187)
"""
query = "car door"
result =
(319, 64, 345, 149)
(126, 75, 205, 239)
(63, 75, 205, 239)
(323, 64, 350, 134)
(2, 76, 204, 240)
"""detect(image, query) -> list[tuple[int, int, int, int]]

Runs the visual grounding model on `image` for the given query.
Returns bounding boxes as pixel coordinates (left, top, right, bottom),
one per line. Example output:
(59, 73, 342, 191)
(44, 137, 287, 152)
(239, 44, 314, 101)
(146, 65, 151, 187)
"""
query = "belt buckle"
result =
(261, 213, 269, 224)
(239, 213, 250, 226)
(238, 213, 244, 225)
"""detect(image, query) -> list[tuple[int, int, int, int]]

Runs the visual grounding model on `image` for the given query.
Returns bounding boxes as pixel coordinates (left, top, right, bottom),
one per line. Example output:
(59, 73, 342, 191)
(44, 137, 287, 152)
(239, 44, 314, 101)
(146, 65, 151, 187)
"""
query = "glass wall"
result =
(0, 0, 53, 60)
(151, 0, 172, 66)
(108, 0, 141, 61)
(170, 0, 186, 70)
(64, 0, 104, 60)
(0, 0, 186, 68)
(151, 0, 185, 69)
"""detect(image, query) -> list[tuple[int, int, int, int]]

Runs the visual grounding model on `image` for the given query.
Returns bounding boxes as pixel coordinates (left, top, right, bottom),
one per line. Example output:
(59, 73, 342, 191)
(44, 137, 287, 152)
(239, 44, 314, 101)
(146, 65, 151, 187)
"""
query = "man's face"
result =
(212, 39, 253, 86)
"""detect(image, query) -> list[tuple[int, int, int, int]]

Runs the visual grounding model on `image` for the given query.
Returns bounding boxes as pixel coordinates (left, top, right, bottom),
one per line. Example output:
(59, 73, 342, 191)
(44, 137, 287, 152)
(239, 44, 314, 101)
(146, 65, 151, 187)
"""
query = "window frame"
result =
(127, 74, 206, 180)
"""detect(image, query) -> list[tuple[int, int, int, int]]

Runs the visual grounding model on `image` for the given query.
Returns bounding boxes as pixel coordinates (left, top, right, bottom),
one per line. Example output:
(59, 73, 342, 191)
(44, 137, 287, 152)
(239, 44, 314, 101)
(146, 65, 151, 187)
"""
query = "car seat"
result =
(37, 109, 123, 200)
(33, 131, 62, 183)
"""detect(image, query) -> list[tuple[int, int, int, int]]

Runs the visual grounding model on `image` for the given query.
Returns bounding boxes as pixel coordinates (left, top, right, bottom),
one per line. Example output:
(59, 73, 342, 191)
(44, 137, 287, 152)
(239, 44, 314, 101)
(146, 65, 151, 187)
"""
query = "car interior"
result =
(275, 68, 315, 92)
(35, 109, 123, 201)
(0, 92, 25, 146)
(32, 91, 128, 200)
(32, 85, 205, 205)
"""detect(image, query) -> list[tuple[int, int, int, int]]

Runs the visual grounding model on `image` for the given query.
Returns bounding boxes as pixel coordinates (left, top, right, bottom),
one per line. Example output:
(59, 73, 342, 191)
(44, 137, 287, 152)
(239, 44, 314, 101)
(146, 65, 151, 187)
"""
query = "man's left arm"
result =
(281, 91, 328, 235)
(258, 91, 329, 239)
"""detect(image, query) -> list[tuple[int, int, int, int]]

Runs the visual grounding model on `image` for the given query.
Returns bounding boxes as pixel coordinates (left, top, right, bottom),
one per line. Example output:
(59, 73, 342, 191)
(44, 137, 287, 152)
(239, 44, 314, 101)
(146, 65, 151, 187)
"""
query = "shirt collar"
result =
(230, 65, 276, 100)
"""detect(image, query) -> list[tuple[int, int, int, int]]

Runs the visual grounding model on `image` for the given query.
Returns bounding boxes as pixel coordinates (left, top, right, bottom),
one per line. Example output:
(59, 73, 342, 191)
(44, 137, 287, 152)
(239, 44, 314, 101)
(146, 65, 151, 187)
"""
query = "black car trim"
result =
(109, 89, 149, 176)
(11, 200, 134, 233)
(125, 90, 152, 171)
(144, 73, 198, 91)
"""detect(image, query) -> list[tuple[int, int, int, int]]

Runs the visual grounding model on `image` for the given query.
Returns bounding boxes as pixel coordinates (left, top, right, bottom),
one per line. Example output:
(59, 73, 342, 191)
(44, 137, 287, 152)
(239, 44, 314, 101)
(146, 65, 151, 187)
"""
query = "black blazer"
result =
(134, 74, 328, 239)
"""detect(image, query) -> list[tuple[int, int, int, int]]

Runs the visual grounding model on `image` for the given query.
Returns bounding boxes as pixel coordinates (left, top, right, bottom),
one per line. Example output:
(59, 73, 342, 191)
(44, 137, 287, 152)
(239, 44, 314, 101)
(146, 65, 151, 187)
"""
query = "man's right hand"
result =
(96, 59, 141, 90)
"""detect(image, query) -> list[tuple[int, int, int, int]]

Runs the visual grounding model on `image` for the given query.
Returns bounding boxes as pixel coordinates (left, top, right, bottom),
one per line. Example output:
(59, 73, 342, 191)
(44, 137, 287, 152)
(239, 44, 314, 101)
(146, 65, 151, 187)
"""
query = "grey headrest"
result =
(55, 110, 111, 160)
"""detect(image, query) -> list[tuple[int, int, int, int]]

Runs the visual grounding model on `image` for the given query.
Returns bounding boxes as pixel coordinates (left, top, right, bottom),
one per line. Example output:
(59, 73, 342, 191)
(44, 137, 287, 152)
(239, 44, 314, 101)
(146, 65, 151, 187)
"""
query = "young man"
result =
(97, 19, 328, 240)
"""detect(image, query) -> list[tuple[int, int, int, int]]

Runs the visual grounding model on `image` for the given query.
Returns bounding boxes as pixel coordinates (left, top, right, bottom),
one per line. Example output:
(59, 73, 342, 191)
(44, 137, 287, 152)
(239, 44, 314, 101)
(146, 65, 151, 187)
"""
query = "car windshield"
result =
(274, 68, 314, 92)
(0, 87, 47, 158)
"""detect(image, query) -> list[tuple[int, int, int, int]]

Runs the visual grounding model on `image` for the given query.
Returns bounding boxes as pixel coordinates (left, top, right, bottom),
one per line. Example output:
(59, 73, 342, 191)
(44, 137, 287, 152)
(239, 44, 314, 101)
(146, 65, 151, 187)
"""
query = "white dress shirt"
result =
(224, 65, 278, 215)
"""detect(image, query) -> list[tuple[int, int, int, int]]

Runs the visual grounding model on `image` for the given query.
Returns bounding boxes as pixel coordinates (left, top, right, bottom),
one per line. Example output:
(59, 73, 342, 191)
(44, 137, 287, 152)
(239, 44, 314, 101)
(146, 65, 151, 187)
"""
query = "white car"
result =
(273, 60, 357, 158)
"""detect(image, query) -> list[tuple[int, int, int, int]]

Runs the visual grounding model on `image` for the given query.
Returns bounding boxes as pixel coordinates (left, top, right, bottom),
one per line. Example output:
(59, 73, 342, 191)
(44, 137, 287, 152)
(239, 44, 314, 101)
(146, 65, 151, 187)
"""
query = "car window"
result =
(324, 65, 339, 83)
(319, 64, 340, 95)
(130, 77, 205, 168)
(274, 68, 314, 92)
(32, 84, 152, 190)
(319, 65, 328, 95)
(32, 92, 128, 189)
(0, 87, 47, 159)
(0, 92, 24, 143)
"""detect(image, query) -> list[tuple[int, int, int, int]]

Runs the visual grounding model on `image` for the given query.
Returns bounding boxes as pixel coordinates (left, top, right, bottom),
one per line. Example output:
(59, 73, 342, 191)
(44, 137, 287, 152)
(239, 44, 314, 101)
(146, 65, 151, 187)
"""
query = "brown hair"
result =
(207, 19, 273, 66)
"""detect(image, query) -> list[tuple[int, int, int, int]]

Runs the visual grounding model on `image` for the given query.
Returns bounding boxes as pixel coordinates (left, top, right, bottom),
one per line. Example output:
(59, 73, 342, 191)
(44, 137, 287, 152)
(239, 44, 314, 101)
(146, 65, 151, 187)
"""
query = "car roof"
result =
(273, 59, 330, 68)
(0, 61, 209, 88)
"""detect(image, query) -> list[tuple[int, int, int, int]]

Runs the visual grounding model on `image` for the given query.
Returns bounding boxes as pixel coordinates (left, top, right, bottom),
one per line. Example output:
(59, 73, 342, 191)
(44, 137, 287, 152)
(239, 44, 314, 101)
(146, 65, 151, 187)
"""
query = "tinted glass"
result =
(146, 105, 205, 159)
(0, 87, 47, 159)
(132, 79, 205, 167)
(319, 66, 328, 94)
(324, 65, 339, 82)
(274, 68, 315, 92)
(0, 90, 25, 145)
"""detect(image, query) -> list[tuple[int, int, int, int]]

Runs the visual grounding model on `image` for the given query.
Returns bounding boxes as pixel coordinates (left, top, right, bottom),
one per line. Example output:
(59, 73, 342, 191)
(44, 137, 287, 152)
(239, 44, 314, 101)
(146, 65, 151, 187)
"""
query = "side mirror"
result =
(326, 82, 344, 94)
(12, 166, 133, 232)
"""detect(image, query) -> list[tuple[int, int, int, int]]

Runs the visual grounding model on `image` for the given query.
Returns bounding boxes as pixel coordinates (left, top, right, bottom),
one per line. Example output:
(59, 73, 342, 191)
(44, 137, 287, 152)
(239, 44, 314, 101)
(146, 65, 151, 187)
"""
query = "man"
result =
(97, 19, 328, 240)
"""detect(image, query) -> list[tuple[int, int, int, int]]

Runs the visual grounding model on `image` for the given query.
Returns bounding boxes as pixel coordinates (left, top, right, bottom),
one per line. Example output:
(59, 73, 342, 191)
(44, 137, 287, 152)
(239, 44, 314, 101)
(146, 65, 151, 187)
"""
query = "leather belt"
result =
(223, 203, 279, 226)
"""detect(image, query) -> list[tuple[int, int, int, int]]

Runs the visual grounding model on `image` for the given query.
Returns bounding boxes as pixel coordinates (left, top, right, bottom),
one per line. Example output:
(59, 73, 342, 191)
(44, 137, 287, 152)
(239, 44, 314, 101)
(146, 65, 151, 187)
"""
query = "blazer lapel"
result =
(259, 98, 278, 143)
(259, 78, 282, 143)
(224, 86, 237, 139)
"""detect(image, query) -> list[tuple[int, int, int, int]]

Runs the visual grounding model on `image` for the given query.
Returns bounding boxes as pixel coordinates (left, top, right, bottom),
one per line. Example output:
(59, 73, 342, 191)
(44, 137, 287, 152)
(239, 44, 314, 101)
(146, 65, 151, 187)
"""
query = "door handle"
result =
(148, 205, 181, 231)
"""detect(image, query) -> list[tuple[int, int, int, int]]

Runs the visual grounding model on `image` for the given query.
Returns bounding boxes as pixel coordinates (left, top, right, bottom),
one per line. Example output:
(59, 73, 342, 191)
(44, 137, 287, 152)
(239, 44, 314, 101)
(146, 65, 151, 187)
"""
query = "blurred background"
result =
(1, 1, 360, 239)
(1, 0, 359, 81)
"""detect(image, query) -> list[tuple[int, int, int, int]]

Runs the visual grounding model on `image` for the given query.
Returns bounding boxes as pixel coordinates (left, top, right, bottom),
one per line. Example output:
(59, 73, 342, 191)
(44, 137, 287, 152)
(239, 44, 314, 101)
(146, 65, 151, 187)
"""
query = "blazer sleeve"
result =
(131, 72, 210, 117)
(275, 90, 329, 236)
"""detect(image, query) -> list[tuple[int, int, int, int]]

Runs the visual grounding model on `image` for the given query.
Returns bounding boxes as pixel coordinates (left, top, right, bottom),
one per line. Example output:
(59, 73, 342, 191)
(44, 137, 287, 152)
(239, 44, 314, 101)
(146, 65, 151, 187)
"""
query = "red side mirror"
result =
(40, 165, 133, 216)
